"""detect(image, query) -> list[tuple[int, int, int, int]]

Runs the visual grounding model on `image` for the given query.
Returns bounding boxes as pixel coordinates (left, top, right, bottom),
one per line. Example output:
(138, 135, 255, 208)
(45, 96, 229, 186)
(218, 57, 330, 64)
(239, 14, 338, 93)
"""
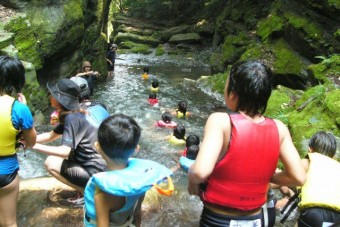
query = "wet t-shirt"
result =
(53, 112, 106, 175)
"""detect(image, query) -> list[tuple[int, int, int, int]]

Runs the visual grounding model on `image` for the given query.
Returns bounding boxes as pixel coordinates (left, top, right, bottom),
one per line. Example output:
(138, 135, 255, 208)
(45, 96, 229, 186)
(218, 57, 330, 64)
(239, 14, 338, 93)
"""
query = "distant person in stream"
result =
(106, 44, 117, 77)
(0, 56, 37, 227)
(188, 60, 306, 227)
(33, 78, 106, 205)
(75, 61, 100, 96)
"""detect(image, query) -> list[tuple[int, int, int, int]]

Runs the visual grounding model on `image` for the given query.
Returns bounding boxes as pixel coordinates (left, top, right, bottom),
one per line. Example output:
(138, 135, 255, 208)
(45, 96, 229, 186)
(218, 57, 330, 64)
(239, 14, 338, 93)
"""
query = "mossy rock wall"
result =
(1, 0, 111, 113)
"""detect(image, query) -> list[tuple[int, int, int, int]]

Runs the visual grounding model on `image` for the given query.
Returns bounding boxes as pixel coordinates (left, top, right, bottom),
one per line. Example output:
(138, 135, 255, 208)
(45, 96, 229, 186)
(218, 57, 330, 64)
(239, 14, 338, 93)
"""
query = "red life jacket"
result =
(201, 113, 280, 210)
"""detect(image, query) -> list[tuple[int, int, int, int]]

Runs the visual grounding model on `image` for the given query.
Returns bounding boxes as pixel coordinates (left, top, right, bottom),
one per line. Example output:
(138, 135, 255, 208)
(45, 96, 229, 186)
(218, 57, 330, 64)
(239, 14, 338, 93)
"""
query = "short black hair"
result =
(186, 135, 200, 147)
(186, 145, 199, 160)
(98, 114, 141, 163)
(149, 93, 156, 99)
(161, 112, 172, 123)
(227, 60, 273, 117)
(0, 56, 25, 95)
(152, 79, 159, 88)
(309, 131, 337, 158)
(177, 100, 187, 115)
(173, 124, 186, 140)
(143, 66, 149, 73)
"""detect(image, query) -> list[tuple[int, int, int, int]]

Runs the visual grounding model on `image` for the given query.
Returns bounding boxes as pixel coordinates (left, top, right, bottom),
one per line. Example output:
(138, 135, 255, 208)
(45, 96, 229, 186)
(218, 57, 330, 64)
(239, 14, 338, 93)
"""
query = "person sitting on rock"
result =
(75, 61, 100, 96)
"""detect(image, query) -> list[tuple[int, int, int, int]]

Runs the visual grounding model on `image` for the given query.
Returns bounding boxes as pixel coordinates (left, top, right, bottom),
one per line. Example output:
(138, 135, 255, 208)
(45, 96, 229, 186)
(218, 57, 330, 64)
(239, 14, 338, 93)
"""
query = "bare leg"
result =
(45, 156, 84, 193)
(0, 173, 19, 227)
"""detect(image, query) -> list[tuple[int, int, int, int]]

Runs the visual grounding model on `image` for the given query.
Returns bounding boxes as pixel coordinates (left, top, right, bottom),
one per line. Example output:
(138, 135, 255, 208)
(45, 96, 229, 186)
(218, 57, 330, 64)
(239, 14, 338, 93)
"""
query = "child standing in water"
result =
(154, 112, 177, 128)
(297, 131, 340, 227)
(84, 114, 173, 226)
(188, 60, 306, 226)
(106, 44, 117, 77)
(0, 56, 37, 227)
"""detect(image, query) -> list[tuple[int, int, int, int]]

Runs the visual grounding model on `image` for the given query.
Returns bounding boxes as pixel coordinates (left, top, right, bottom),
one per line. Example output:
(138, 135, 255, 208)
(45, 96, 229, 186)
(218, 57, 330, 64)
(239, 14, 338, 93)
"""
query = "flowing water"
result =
(18, 52, 299, 226)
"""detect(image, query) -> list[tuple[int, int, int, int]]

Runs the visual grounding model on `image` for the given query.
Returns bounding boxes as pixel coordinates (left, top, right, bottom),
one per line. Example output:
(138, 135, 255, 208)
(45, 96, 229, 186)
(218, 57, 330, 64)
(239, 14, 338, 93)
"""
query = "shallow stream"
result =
(18, 52, 298, 226)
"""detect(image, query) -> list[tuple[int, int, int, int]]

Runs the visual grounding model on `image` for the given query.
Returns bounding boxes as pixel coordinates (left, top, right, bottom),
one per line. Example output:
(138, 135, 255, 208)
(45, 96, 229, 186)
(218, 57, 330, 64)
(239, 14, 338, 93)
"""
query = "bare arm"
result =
(33, 143, 71, 158)
(188, 112, 230, 195)
(36, 130, 61, 143)
(270, 120, 306, 187)
(95, 191, 111, 227)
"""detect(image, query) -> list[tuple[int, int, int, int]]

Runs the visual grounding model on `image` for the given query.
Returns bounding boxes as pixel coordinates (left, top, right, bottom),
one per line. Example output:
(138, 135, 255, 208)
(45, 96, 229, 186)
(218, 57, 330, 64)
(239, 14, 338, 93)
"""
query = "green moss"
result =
(284, 12, 323, 42)
(155, 45, 165, 56)
(257, 14, 285, 41)
(119, 41, 151, 54)
(221, 34, 248, 64)
(288, 85, 340, 155)
(265, 88, 295, 125)
(295, 85, 325, 109)
(308, 55, 340, 84)
(272, 39, 304, 75)
(240, 43, 266, 60)
(206, 72, 228, 94)
(4, 16, 43, 69)
(324, 89, 340, 119)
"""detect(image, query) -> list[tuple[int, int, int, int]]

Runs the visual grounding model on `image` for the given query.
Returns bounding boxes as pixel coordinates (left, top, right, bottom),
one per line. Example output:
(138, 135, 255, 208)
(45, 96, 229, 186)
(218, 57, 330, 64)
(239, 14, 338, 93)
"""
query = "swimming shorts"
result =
(298, 207, 340, 227)
(60, 159, 93, 188)
(0, 169, 18, 188)
(200, 206, 264, 227)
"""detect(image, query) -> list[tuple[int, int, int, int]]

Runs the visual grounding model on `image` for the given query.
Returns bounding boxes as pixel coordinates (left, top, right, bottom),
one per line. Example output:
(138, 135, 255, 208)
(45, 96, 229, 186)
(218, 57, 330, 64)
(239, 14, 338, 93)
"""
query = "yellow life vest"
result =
(169, 134, 186, 146)
(0, 95, 19, 156)
(150, 86, 159, 93)
(176, 110, 189, 119)
(142, 73, 149, 80)
(299, 153, 340, 212)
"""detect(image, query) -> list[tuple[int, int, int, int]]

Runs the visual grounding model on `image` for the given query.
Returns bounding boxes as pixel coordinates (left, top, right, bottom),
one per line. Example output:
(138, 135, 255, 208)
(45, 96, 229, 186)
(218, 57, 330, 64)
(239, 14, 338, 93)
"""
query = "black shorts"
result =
(0, 169, 18, 188)
(298, 207, 340, 227)
(107, 63, 114, 71)
(200, 206, 264, 227)
(60, 160, 93, 188)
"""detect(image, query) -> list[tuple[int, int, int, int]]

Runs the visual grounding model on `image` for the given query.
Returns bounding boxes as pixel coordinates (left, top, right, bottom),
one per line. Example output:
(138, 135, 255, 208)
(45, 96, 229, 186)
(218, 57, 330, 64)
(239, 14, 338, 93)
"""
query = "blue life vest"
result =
(179, 156, 195, 173)
(85, 104, 110, 128)
(84, 158, 173, 225)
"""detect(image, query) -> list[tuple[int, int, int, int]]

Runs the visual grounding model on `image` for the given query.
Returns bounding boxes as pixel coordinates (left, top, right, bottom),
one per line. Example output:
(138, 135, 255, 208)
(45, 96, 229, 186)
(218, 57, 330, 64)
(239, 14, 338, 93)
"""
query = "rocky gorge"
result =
(0, 0, 339, 225)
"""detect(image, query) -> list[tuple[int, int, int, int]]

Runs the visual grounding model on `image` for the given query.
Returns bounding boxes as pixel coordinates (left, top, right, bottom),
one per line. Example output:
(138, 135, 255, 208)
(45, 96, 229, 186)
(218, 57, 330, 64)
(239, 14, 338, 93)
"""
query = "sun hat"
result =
(82, 61, 92, 68)
(70, 76, 90, 99)
(47, 78, 80, 111)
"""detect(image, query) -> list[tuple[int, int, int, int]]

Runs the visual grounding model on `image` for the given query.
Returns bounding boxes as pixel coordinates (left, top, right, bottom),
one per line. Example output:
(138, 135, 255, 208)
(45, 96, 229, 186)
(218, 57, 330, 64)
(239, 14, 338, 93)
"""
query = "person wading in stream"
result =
(0, 56, 37, 227)
(188, 60, 306, 227)
(33, 78, 106, 205)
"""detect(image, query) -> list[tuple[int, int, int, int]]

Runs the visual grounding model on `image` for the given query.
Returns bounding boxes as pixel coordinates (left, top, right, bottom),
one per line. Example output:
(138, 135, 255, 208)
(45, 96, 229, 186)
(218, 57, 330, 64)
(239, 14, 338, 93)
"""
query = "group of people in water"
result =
(0, 55, 339, 227)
